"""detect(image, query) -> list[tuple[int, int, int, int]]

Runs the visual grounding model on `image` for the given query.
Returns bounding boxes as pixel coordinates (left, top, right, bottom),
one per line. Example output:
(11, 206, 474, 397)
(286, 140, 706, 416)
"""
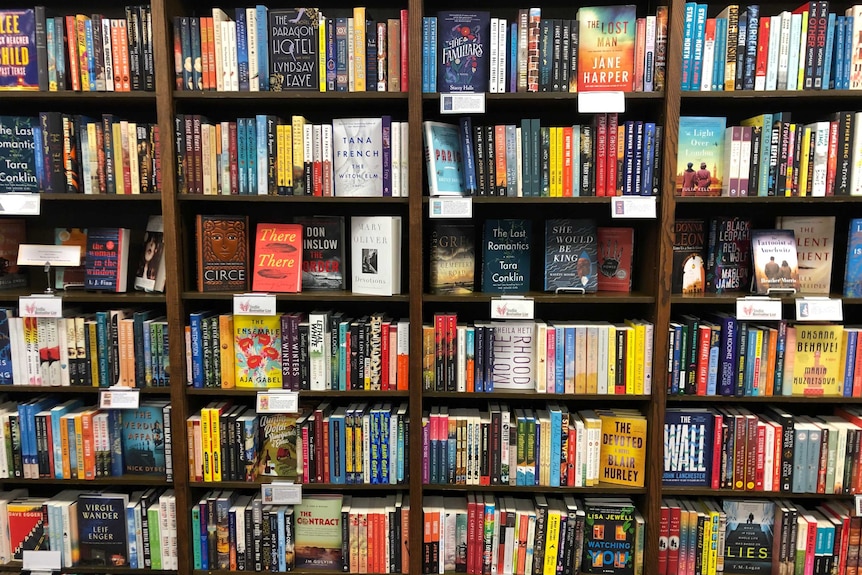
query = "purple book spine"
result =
(717, 315, 737, 396)
(422, 418, 430, 484)
(382, 115, 392, 196)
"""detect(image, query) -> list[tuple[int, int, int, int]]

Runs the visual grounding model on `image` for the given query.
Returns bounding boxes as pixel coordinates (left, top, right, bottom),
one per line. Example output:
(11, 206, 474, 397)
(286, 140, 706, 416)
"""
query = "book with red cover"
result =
(252, 223, 302, 292)
(597, 227, 634, 292)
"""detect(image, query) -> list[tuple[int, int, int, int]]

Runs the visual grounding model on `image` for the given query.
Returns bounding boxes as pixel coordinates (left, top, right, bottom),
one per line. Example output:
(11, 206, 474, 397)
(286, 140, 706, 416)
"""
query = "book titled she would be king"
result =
(544, 219, 598, 292)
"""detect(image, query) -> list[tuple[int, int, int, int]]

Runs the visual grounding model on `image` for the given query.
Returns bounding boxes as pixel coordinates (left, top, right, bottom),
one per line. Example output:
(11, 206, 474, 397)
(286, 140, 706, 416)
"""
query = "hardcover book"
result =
(294, 494, 343, 570)
(195, 214, 249, 292)
(423, 121, 465, 196)
(294, 216, 345, 290)
(581, 499, 637, 574)
(706, 217, 751, 293)
(8, 499, 48, 559)
(257, 412, 301, 478)
(597, 227, 634, 292)
(0, 11, 38, 90)
(234, 314, 283, 388)
(134, 215, 166, 293)
(750, 229, 799, 294)
(0, 116, 38, 192)
(429, 222, 475, 294)
(252, 222, 302, 292)
(722, 500, 774, 575)
(577, 5, 637, 92)
(675, 116, 726, 196)
(544, 218, 598, 292)
(268, 8, 319, 91)
(77, 492, 130, 566)
(774, 216, 835, 294)
(845, 218, 862, 297)
(55, 227, 87, 290)
(663, 408, 715, 486)
(0, 219, 26, 290)
(350, 216, 401, 296)
(491, 321, 535, 390)
(791, 324, 844, 396)
(122, 401, 168, 476)
(84, 227, 130, 292)
(672, 219, 706, 294)
(482, 219, 531, 293)
(599, 411, 647, 487)
(332, 117, 383, 197)
(437, 11, 490, 92)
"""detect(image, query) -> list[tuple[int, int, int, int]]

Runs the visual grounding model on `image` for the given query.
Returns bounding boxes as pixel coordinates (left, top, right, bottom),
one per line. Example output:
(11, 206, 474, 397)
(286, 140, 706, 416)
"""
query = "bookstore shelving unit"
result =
(4, 0, 862, 572)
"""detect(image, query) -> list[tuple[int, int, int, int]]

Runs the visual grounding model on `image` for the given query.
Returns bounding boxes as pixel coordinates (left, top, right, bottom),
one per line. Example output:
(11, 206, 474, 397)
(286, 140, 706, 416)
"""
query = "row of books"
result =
(0, 488, 177, 569)
(676, 112, 862, 198)
(0, 114, 161, 195)
(663, 406, 862, 494)
(430, 221, 633, 296)
(681, 3, 862, 92)
(193, 492, 408, 573)
(174, 7, 409, 93)
(188, 402, 409, 485)
(0, 398, 170, 481)
(0, 307, 170, 389)
(658, 498, 858, 575)
(667, 317, 858, 397)
(0, 7, 155, 92)
(176, 115, 409, 197)
(424, 405, 646, 488)
(186, 310, 409, 390)
(423, 116, 661, 198)
(423, 7, 667, 94)
(422, 495, 643, 575)
(423, 314, 654, 396)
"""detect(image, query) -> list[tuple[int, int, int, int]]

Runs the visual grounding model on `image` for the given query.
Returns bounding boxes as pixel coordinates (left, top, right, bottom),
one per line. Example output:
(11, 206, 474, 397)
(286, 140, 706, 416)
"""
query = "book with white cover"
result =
(351, 216, 401, 295)
(332, 117, 384, 196)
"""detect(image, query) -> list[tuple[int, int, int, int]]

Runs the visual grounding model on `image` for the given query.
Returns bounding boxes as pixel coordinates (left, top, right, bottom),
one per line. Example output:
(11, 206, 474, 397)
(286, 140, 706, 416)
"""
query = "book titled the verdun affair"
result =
(577, 5, 637, 92)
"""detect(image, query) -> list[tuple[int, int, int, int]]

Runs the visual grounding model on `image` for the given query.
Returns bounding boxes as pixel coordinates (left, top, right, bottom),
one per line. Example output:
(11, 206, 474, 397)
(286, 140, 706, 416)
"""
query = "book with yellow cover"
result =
(598, 410, 647, 487)
(791, 324, 844, 396)
(234, 314, 282, 388)
(218, 314, 235, 388)
(577, 5, 637, 92)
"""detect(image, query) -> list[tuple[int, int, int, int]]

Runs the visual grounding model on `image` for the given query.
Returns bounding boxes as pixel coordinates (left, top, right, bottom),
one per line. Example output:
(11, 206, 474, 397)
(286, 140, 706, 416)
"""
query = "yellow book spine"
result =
(586, 326, 598, 394)
(798, 126, 812, 195)
(60, 415, 72, 479)
(112, 123, 125, 194)
(276, 125, 285, 189)
(319, 13, 327, 92)
(626, 320, 645, 395)
(282, 124, 293, 188)
(200, 407, 212, 482)
(291, 116, 306, 194)
(219, 315, 235, 389)
(353, 8, 366, 91)
(574, 326, 587, 394)
(707, 509, 719, 575)
(345, 411, 354, 481)
(625, 327, 635, 394)
(549, 127, 558, 197)
(73, 413, 85, 479)
(211, 406, 222, 481)
(753, 328, 764, 396)
(701, 510, 714, 575)
(606, 325, 616, 394)
(88, 322, 99, 387)
(556, 127, 564, 197)
(76, 15, 90, 92)
(542, 510, 560, 575)
(798, 13, 808, 90)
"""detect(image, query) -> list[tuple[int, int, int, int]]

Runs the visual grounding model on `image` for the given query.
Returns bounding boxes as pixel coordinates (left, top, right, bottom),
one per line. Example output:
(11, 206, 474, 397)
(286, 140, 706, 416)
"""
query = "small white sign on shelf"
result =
(22, 550, 61, 572)
(736, 297, 783, 321)
(233, 293, 278, 316)
(796, 297, 843, 322)
(0, 193, 40, 216)
(611, 196, 657, 219)
(256, 390, 300, 414)
(578, 91, 626, 114)
(429, 197, 472, 219)
(440, 92, 486, 114)
(17, 244, 82, 267)
(856, 495, 862, 516)
(490, 296, 535, 320)
(99, 387, 141, 410)
(19, 296, 63, 318)
(261, 481, 302, 505)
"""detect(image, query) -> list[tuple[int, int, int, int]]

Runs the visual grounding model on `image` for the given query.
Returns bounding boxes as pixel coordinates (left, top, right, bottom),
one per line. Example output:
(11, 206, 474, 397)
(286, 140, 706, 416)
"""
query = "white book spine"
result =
(321, 123, 333, 196)
(811, 121, 829, 196)
(391, 121, 401, 197)
(400, 122, 409, 195)
(851, 112, 862, 195)
(515, 127, 523, 196)
(776, 11, 791, 89)
(303, 123, 314, 193)
(212, 9, 227, 91)
(738, 127, 752, 196)
(246, 8, 258, 91)
(489, 18, 499, 93)
(220, 20, 231, 92)
(313, 123, 322, 197)
(786, 13, 802, 90)
(644, 15, 656, 91)
(308, 313, 327, 390)
(347, 18, 355, 91)
(102, 18, 114, 91)
(201, 123, 212, 194)
(498, 19, 507, 93)
(597, 324, 608, 394)
(220, 121, 230, 194)
(701, 32, 715, 91)
(377, 22, 387, 91)
(766, 15, 781, 90)
(763, 422, 775, 491)
(229, 20, 239, 91)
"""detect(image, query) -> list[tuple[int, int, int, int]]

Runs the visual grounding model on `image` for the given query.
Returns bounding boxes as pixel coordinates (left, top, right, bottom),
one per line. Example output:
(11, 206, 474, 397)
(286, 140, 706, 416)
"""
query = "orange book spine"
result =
(81, 410, 97, 480)
(65, 16, 81, 91)
(495, 125, 507, 194)
(607, 113, 619, 195)
(595, 114, 607, 196)
(562, 126, 573, 197)
(119, 22, 131, 91)
(200, 17, 210, 91)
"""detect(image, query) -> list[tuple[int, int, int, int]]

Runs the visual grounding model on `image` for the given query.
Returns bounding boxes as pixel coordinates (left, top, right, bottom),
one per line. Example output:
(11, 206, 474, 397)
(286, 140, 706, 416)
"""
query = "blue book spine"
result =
(446, 414, 456, 483)
(198, 501, 208, 569)
(85, 19, 96, 90)
(371, 410, 381, 483)
(191, 505, 202, 569)
(276, 507, 286, 572)
(706, 331, 720, 395)
(475, 325, 484, 392)
(757, 113, 773, 196)
(66, 415, 77, 476)
(459, 117, 477, 194)
(717, 316, 737, 395)
(564, 327, 575, 392)
(51, 409, 66, 478)
(671, 324, 682, 395)
(430, 17, 437, 92)
(108, 409, 123, 476)
(247, 118, 258, 194)
(236, 9, 250, 91)
(510, 23, 518, 92)
(633, 122, 644, 195)
(0, 310, 12, 386)
(422, 18, 431, 92)
(127, 501, 139, 568)
(844, 330, 858, 396)
(844, 16, 853, 89)
(642, 122, 656, 195)
(95, 312, 110, 386)
(744, 6, 759, 89)
(336, 18, 348, 91)
(326, 17, 336, 91)
(31, 126, 43, 190)
(833, 17, 845, 90)
(623, 121, 634, 195)
(380, 410, 390, 484)
(484, 326, 495, 392)
(691, 4, 708, 89)
(549, 409, 561, 486)
(806, 426, 820, 492)
(681, 3, 697, 89)
(555, 326, 565, 394)
(256, 6, 269, 90)
(822, 13, 836, 90)
(743, 327, 758, 396)
(713, 18, 727, 90)
(19, 404, 31, 471)
(256, 115, 267, 195)
(189, 312, 207, 388)
(397, 414, 405, 482)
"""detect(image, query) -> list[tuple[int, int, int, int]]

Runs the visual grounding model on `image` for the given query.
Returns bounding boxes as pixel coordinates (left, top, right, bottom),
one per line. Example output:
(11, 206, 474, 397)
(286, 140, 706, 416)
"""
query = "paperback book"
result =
(84, 227, 130, 292)
(750, 229, 799, 294)
(294, 494, 343, 570)
(429, 222, 475, 294)
(134, 215, 166, 293)
(675, 116, 726, 196)
(543, 219, 598, 292)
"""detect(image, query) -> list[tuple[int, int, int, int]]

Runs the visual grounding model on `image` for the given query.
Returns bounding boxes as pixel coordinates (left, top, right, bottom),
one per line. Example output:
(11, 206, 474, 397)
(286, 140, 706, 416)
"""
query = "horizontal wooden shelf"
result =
(187, 388, 408, 398)
(41, 193, 162, 201)
(681, 89, 862, 100)
(663, 487, 854, 499)
(670, 292, 857, 305)
(175, 90, 408, 101)
(178, 194, 408, 203)
(190, 480, 407, 490)
(0, 566, 174, 575)
(0, 289, 167, 303)
(193, 570, 380, 575)
(423, 483, 647, 494)
(424, 391, 651, 401)
(0, 475, 170, 486)
(183, 290, 409, 303)
(0, 90, 156, 102)
(422, 195, 620, 204)
(0, 385, 169, 395)
(675, 195, 862, 204)
(667, 394, 862, 404)
(424, 291, 655, 304)
(422, 91, 663, 101)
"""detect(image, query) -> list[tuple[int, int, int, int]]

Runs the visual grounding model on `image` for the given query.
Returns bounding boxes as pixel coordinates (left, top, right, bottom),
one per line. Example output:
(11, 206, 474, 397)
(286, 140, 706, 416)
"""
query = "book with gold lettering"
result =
(577, 5, 637, 92)
(252, 222, 302, 292)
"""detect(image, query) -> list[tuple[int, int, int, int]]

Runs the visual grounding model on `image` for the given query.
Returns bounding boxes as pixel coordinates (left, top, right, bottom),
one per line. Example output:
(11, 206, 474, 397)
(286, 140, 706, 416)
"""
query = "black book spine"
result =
(486, 124, 498, 196)
(126, 6, 141, 91)
(299, 322, 310, 390)
(34, 7, 49, 91)
(474, 125, 487, 196)
(552, 19, 562, 91)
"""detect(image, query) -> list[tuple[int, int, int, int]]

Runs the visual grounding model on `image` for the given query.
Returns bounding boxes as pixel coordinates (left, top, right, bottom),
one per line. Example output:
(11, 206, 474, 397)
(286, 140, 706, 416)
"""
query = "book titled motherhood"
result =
(332, 117, 383, 197)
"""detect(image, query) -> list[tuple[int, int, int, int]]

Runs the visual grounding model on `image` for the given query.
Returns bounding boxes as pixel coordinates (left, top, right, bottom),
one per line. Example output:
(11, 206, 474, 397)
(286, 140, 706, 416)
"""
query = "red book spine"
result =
(826, 120, 839, 196)
(66, 16, 80, 91)
(658, 505, 669, 575)
(562, 126, 573, 197)
(772, 423, 782, 492)
(301, 422, 310, 484)
(434, 314, 446, 391)
(755, 422, 765, 491)
(228, 122, 238, 194)
(755, 18, 770, 88)
(607, 113, 618, 195)
(322, 412, 330, 483)
(696, 325, 710, 396)
(111, 23, 124, 92)
(400, 10, 408, 91)
(345, 331, 352, 388)
(446, 314, 457, 394)
(567, 423, 576, 486)
(119, 23, 131, 92)
(380, 322, 390, 391)
(595, 113, 607, 196)
(667, 505, 681, 574)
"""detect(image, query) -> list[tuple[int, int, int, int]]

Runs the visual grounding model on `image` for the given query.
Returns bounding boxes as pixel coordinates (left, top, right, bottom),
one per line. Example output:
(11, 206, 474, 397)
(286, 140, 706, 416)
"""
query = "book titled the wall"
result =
(252, 222, 302, 292)
(195, 214, 250, 292)
(350, 216, 401, 296)
(84, 227, 130, 292)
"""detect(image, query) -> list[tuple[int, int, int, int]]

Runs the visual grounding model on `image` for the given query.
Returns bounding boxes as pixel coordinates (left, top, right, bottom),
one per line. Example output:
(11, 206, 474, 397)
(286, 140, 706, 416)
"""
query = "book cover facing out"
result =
(597, 227, 633, 292)
(437, 11, 490, 93)
(423, 121, 465, 195)
(0, 116, 39, 192)
(332, 117, 383, 197)
(672, 219, 706, 295)
(294, 216, 345, 290)
(234, 314, 283, 388)
(577, 5, 636, 92)
(195, 214, 249, 292)
(294, 494, 343, 570)
(706, 217, 751, 294)
(430, 221, 475, 294)
(0, 10, 38, 90)
(77, 492, 129, 566)
(750, 229, 798, 294)
(121, 402, 167, 476)
(482, 219, 531, 293)
(252, 223, 302, 292)
(675, 116, 726, 197)
(268, 8, 319, 91)
(544, 218, 598, 292)
(775, 215, 835, 294)
(791, 324, 843, 396)
(663, 408, 715, 486)
(258, 412, 301, 478)
(722, 499, 774, 575)
(0, 218, 27, 290)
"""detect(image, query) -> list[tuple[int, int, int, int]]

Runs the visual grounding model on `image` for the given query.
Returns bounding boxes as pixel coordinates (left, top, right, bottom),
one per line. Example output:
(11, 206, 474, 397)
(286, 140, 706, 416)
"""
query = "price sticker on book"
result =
(796, 297, 843, 322)
(429, 197, 472, 219)
(0, 193, 40, 216)
(490, 297, 535, 320)
(261, 481, 302, 505)
(578, 91, 626, 114)
(440, 92, 486, 114)
(736, 297, 782, 321)
(99, 387, 141, 410)
(233, 293, 277, 316)
(256, 390, 299, 414)
(611, 197, 657, 219)
(22, 550, 61, 573)
(19, 296, 63, 318)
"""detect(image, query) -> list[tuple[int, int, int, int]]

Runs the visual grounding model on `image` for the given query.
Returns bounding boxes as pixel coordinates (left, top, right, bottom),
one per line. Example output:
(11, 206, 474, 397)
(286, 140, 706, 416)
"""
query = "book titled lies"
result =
(252, 222, 302, 292)
(84, 227, 130, 292)
(544, 218, 598, 292)
(482, 219, 531, 293)
(350, 216, 401, 296)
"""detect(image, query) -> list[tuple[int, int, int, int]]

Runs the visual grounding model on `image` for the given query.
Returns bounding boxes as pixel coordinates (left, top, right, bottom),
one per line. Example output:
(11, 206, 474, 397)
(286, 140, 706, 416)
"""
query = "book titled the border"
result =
(437, 11, 490, 93)
(577, 5, 637, 92)
(423, 121, 465, 196)
(0, 10, 38, 90)
(750, 229, 799, 294)
(294, 216, 345, 290)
